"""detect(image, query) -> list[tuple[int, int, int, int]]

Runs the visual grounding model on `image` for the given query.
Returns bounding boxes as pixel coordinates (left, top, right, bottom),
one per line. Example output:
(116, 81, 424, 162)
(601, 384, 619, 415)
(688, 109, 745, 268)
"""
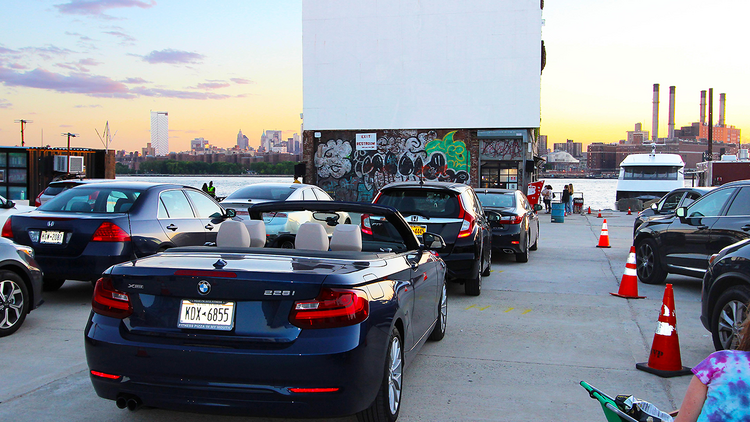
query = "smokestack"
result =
(652, 84, 659, 142)
(700, 90, 706, 125)
(668, 86, 675, 139)
(719, 93, 726, 127)
(708, 88, 713, 161)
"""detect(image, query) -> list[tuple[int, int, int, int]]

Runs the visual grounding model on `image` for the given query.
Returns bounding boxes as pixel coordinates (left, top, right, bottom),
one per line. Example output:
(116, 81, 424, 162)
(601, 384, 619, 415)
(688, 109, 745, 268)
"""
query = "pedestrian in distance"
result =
(568, 183, 575, 214)
(673, 303, 750, 421)
(201, 183, 208, 193)
(541, 185, 553, 213)
(561, 185, 571, 216)
(207, 181, 216, 198)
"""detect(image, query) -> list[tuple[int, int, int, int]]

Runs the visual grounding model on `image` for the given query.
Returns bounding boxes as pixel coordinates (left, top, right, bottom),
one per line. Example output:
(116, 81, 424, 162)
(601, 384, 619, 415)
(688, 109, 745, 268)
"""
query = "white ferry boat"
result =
(615, 150, 685, 203)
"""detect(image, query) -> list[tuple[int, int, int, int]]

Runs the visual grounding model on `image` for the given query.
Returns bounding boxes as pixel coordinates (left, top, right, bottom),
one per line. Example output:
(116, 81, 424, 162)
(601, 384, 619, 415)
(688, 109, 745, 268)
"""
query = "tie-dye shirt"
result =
(692, 350, 750, 422)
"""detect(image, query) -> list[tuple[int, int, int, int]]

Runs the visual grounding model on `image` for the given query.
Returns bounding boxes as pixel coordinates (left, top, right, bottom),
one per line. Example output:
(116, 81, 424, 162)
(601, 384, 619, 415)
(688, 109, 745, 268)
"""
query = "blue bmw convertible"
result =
(85, 201, 447, 421)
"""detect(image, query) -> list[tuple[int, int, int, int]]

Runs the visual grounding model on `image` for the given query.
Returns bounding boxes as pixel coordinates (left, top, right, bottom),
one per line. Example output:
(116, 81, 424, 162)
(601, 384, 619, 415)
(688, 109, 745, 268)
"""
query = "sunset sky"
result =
(0, 0, 747, 154)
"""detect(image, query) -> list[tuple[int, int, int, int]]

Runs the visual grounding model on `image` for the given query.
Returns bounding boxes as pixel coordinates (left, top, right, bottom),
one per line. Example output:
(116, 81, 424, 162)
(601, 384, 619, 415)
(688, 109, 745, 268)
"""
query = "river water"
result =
(116, 175, 661, 211)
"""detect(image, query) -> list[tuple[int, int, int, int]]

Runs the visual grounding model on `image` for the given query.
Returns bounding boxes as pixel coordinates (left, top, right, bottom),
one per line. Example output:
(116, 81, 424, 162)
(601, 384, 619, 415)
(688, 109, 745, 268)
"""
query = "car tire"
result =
(636, 238, 667, 285)
(357, 327, 403, 422)
(464, 261, 482, 296)
(515, 234, 529, 263)
(711, 285, 750, 350)
(429, 281, 447, 341)
(481, 248, 492, 277)
(529, 227, 539, 251)
(0, 270, 29, 337)
(279, 239, 295, 249)
(42, 278, 66, 292)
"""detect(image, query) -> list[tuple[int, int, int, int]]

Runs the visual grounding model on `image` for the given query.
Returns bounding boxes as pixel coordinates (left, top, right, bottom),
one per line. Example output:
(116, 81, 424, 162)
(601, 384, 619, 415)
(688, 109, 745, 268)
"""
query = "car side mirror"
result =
(651, 203, 658, 211)
(534, 204, 543, 212)
(421, 232, 446, 251)
(4, 200, 14, 209)
(675, 206, 686, 220)
(224, 208, 236, 219)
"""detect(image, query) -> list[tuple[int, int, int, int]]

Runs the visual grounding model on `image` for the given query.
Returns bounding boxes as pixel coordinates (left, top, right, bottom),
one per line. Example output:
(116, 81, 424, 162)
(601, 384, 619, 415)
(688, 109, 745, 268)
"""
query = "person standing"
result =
(207, 181, 216, 198)
(673, 306, 750, 421)
(201, 183, 208, 193)
(568, 183, 575, 214)
(561, 185, 571, 216)
(541, 185, 553, 213)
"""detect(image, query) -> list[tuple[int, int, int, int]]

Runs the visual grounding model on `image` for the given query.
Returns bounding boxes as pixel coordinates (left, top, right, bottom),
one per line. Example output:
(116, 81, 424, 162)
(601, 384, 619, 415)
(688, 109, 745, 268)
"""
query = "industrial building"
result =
(301, 0, 544, 201)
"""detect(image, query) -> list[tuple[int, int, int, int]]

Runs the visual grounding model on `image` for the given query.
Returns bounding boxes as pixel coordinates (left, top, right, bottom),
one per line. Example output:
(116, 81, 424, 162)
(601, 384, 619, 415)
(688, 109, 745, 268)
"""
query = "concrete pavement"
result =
(0, 210, 714, 421)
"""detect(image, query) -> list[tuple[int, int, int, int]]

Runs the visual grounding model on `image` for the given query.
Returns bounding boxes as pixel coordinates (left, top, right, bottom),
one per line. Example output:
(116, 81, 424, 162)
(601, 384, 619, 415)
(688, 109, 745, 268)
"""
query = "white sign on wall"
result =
(356, 133, 378, 150)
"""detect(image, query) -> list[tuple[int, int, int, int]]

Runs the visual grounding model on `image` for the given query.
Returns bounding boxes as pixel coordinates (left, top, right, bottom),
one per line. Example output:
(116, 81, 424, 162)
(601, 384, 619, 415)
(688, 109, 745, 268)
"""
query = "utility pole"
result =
(61, 132, 79, 175)
(14, 119, 33, 147)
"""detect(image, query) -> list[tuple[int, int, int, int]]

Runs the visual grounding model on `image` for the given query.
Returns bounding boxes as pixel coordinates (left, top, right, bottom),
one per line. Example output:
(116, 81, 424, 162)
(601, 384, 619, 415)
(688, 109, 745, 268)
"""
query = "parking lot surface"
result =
(0, 211, 714, 421)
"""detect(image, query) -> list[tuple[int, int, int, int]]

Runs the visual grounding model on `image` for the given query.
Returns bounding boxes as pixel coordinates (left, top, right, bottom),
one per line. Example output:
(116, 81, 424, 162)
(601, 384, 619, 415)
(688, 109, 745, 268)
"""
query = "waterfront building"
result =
(553, 139, 583, 158)
(191, 138, 209, 153)
(150, 111, 169, 156)
(237, 130, 249, 150)
(627, 123, 650, 144)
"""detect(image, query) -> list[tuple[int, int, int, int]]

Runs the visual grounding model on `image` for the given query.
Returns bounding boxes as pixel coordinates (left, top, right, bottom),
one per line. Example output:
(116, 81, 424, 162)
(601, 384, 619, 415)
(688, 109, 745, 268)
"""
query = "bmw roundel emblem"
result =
(197, 280, 211, 295)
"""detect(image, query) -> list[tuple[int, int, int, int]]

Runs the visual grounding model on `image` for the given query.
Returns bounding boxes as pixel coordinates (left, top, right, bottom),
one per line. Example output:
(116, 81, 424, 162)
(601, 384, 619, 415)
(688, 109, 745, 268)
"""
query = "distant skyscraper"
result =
(150, 111, 169, 156)
(237, 129, 249, 150)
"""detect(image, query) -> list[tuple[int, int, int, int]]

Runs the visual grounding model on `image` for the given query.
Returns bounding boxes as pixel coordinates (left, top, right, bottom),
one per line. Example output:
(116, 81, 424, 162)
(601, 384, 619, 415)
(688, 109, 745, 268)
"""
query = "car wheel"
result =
(636, 238, 667, 284)
(711, 286, 750, 350)
(0, 271, 29, 337)
(482, 248, 492, 277)
(429, 281, 447, 341)
(515, 233, 529, 263)
(42, 278, 65, 292)
(464, 259, 482, 296)
(279, 239, 295, 249)
(357, 327, 403, 422)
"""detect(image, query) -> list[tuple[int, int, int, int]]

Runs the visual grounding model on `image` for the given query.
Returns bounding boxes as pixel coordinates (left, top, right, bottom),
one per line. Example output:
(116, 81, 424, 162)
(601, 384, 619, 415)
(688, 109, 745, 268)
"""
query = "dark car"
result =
(34, 178, 114, 206)
(3, 182, 236, 291)
(634, 180, 750, 285)
(632, 187, 713, 236)
(700, 239, 750, 350)
(85, 201, 447, 420)
(476, 188, 541, 262)
(0, 237, 44, 337)
(373, 181, 491, 296)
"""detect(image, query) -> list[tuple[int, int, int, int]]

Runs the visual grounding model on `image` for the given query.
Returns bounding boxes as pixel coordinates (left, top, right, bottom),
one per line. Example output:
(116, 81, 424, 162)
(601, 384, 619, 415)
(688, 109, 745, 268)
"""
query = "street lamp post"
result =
(61, 132, 79, 175)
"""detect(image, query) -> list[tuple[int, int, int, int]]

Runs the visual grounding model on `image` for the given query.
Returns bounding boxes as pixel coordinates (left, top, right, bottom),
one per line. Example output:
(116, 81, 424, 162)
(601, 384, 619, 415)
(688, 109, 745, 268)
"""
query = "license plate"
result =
(410, 225, 427, 236)
(40, 231, 64, 244)
(178, 300, 235, 331)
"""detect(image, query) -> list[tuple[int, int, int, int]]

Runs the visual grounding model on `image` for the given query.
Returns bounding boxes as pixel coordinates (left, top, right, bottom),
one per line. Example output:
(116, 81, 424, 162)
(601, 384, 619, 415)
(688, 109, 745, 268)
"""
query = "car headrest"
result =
(295, 222, 329, 251)
(329, 224, 362, 252)
(244, 220, 266, 247)
(70, 201, 91, 212)
(216, 220, 250, 248)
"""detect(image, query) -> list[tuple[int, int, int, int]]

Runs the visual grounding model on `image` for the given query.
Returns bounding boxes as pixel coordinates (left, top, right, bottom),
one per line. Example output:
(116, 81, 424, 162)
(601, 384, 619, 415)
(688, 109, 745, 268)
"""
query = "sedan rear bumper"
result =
(85, 314, 387, 418)
(34, 242, 133, 281)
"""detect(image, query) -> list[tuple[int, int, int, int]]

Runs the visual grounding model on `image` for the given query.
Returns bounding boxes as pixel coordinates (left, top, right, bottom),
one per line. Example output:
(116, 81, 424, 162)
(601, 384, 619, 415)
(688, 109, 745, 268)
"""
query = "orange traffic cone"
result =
(597, 210, 602, 218)
(596, 219, 611, 248)
(611, 246, 645, 299)
(627, 208, 632, 215)
(587, 206, 591, 215)
(636, 284, 692, 377)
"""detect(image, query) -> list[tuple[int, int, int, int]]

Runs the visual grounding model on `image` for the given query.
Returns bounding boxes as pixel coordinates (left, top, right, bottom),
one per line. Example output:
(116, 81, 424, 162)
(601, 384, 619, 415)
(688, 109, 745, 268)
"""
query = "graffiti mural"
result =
(314, 130, 470, 202)
(480, 139, 523, 160)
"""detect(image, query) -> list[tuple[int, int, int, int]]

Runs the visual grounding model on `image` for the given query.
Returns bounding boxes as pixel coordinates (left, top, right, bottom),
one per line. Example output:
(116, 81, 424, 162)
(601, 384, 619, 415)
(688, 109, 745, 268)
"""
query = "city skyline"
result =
(0, 1, 748, 154)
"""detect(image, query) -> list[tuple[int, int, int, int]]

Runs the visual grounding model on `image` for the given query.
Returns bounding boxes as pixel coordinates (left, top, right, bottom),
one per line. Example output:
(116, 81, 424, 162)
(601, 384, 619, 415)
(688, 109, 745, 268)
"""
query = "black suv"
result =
(374, 181, 491, 296)
(634, 180, 750, 285)
(632, 187, 713, 236)
(701, 239, 750, 350)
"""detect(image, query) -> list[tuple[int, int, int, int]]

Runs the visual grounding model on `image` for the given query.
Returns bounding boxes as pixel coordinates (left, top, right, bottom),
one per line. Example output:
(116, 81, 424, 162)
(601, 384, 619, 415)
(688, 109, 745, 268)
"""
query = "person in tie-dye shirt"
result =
(674, 305, 750, 422)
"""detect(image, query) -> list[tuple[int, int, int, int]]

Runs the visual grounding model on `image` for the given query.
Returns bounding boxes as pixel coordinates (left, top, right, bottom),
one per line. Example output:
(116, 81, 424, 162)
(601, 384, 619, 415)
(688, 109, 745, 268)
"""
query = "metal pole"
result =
(708, 88, 713, 161)
(67, 134, 71, 174)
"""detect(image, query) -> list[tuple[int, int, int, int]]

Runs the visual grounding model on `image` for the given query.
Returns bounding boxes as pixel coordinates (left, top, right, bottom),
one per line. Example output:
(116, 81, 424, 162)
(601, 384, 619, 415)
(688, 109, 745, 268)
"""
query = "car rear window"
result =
(377, 189, 461, 218)
(224, 185, 297, 201)
(476, 192, 515, 208)
(39, 187, 143, 213)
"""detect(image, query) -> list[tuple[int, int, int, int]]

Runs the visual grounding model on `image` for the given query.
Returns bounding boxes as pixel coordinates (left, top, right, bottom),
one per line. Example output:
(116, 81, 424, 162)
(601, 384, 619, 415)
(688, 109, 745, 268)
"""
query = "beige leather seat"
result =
(244, 220, 267, 247)
(216, 220, 250, 247)
(329, 224, 362, 252)
(295, 222, 329, 251)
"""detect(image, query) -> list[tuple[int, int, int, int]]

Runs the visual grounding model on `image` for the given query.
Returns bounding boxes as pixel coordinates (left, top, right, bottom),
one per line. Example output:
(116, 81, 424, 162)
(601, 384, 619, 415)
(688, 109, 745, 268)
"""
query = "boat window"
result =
(622, 166, 680, 181)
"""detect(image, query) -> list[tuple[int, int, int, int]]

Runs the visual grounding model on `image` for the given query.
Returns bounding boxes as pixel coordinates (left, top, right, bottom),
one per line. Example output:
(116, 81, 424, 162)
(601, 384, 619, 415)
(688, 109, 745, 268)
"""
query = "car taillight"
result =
(500, 215, 523, 225)
(92, 277, 132, 319)
(457, 197, 475, 238)
(289, 288, 369, 329)
(361, 214, 373, 235)
(91, 222, 130, 242)
(35, 191, 43, 207)
(1, 217, 12, 239)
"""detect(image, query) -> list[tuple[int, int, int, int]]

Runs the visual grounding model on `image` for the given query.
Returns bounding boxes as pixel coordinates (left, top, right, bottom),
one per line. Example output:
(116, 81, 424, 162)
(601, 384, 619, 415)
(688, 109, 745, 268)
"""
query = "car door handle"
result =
(698, 225, 708, 230)
(742, 225, 750, 232)
(166, 224, 178, 231)
(205, 224, 214, 230)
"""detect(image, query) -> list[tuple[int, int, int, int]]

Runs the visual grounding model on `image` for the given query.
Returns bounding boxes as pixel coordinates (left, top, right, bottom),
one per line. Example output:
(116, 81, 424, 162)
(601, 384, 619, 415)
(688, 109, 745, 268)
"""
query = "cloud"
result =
(0, 66, 132, 98)
(121, 77, 149, 84)
(195, 82, 230, 90)
(9, 63, 27, 70)
(20, 45, 75, 60)
(0, 46, 18, 55)
(103, 30, 135, 43)
(0, 99, 11, 108)
(230, 78, 253, 85)
(55, 0, 156, 18)
(141, 49, 204, 65)
(131, 86, 230, 100)
(74, 104, 102, 108)
(60, 124, 73, 128)
(55, 58, 101, 72)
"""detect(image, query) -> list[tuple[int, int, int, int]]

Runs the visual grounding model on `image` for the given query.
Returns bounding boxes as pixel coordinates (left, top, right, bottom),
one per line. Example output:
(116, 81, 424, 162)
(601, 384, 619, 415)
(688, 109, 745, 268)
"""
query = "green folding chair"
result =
(580, 381, 638, 422)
